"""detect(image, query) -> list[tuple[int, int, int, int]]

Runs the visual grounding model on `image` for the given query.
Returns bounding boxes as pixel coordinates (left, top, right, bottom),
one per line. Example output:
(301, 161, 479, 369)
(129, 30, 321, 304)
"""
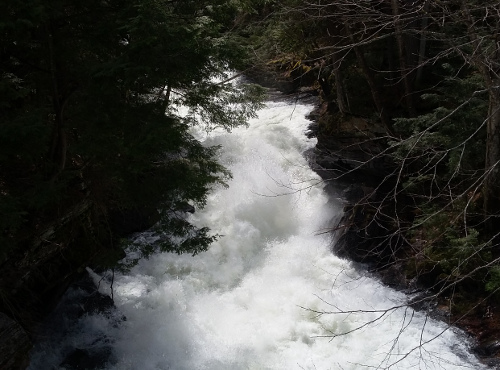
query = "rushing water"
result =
(29, 99, 485, 370)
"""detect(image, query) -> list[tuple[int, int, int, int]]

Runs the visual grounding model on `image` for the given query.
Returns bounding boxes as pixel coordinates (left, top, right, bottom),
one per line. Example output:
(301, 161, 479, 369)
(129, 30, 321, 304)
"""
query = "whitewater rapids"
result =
(29, 100, 484, 370)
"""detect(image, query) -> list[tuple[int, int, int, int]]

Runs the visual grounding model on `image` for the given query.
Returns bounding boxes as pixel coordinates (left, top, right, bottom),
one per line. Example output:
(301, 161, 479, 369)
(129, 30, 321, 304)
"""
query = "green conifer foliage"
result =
(0, 0, 264, 264)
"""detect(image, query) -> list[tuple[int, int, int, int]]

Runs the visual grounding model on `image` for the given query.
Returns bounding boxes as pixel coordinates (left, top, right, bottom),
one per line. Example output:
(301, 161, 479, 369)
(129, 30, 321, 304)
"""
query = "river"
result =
(29, 98, 485, 369)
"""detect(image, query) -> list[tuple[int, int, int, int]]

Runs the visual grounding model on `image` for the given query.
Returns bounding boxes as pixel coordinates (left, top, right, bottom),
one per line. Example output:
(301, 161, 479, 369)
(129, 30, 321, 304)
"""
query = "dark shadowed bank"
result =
(0, 205, 159, 369)
(1, 1, 269, 367)
(305, 87, 500, 368)
(247, 64, 500, 366)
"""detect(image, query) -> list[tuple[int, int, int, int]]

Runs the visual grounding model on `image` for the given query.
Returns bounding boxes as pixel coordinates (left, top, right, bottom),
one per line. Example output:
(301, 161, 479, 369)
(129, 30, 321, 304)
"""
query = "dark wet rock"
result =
(82, 293, 114, 316)
(29, 272, 123, 369)
(306, 107, 321, 124)
(306, 112, 405, 267)
(473, 338, 500, 367)
(306, 122, 319, 139)
(68, 275, 115, 316)
(473, 339, 500, 357)
(177, 202, 195, 214)
(60, 346, 113, 370)
(333, 198, 403, 266)
(308, 111, 394, 189)
(375, 262, 409, 290)
(408, 292, 439, 313)
(243, 67, 295, 95)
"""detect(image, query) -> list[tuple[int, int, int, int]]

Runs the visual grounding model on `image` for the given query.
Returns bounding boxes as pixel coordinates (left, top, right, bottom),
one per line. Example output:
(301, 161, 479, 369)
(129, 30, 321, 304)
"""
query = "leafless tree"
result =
(258, 0, 500, 366)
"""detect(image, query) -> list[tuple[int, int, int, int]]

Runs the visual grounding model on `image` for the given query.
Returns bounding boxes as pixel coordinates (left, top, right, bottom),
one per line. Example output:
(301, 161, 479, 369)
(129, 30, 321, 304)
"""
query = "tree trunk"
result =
(332, 52, 349, 114)
(391, 0, 416, 117)
(346, 25, 392, 134)
(483, 88, 500, 231)
(46, 22, 67, 182)
(460, 1, 500, 230)
(415, 1, 429, 86)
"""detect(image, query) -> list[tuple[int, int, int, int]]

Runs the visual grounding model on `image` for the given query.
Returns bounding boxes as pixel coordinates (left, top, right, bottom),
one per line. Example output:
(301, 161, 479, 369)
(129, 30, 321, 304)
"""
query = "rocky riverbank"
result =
(245, 64, 500, 366)
(304, 98, 500, 368)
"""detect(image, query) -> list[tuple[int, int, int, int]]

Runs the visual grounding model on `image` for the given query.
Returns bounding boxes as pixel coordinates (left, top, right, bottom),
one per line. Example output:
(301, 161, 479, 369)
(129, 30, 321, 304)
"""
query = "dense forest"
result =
(2, 0, 500, 367)
(0, 0, 265, 366)
(244, 0, 500, 354)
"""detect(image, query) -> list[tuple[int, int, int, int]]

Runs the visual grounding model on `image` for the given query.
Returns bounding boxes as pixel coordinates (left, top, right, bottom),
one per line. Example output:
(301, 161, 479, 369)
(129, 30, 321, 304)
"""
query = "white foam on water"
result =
(29, 101, 485, 370)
